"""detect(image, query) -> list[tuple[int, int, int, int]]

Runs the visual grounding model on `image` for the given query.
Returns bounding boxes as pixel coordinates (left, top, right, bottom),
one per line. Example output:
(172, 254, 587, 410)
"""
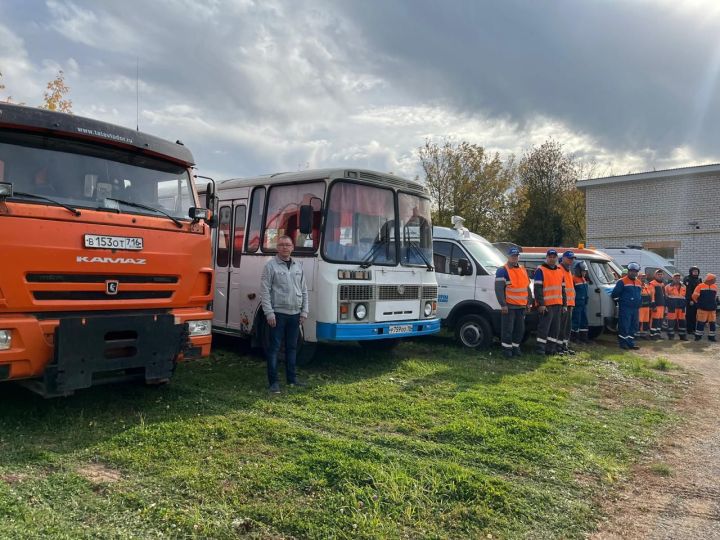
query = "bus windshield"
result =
(399, 193, 432, 266)
(462, 239, 506, 273)
(323, 181, 397, 265)
(0, 132, 194, 220)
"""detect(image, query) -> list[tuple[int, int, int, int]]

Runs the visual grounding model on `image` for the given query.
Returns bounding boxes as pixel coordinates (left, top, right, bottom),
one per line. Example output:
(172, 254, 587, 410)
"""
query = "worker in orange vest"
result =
(648, 269, 666, 340)
(637, 273, 652, 340)
(558, 251, 577, 355)
(664, 273, 688, 340)
(692, 273, 717, 342)
(533, 249, 566, 355)
(494, 247, 532, 358)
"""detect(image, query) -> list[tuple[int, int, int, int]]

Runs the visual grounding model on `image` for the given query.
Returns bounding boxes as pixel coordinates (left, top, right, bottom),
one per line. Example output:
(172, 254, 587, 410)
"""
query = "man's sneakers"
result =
(512, 347, 522, 357)
(502, 348, 513, 359)
(289, 380, 307, 388)
(268, 382, 281, 394)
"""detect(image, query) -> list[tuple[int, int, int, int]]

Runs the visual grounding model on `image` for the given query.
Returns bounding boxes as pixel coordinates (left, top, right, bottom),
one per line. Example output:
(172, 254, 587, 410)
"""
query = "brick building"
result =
(576, 163, 720, 277)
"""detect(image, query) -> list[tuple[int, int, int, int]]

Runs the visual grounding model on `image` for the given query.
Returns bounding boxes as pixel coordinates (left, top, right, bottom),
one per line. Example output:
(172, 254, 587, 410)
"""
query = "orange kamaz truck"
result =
(0, 103, 214, 397)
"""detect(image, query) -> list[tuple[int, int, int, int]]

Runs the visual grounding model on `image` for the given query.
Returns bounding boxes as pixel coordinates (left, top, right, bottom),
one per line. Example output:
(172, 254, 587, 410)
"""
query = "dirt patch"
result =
(77, 463, 122, 484)
(592, 341, 720, 539)
(1, 473, 28, 485)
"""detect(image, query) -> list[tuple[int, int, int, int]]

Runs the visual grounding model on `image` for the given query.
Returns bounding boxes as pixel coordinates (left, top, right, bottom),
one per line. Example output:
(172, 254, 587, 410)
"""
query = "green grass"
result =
(0, 337, 687, 539)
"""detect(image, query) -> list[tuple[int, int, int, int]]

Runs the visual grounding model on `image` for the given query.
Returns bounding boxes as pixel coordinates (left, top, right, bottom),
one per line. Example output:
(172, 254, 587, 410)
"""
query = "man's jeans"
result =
(267, 312, 300, 386)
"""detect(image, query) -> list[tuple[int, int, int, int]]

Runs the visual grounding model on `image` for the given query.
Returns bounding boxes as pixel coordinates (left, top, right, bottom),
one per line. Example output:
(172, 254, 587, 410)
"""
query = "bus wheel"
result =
(455, 314, 492, 349)
(360, 339, 401, 351)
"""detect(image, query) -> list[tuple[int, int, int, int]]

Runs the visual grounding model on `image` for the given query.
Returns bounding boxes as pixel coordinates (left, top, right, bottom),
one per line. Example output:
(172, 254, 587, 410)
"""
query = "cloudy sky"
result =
(2, 0, 720, 180)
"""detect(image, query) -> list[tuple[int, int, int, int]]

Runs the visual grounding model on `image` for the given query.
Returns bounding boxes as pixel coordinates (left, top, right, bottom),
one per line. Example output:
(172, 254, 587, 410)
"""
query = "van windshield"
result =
(462, 239, 506, 273)
(590, 261, 619, 284)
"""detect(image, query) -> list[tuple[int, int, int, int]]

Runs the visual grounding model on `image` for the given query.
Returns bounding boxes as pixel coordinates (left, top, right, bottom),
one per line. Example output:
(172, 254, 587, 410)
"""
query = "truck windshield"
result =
(462, 239, 506, 273)
(398, 193, 432, 266)
(323, 181, 397, 265)
(0, 132, 194, 220)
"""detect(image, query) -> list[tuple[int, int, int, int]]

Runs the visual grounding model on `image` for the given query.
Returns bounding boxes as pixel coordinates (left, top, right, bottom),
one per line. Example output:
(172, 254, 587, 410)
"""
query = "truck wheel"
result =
(455, 314, 493, 349)
(360, 339, 401, 351)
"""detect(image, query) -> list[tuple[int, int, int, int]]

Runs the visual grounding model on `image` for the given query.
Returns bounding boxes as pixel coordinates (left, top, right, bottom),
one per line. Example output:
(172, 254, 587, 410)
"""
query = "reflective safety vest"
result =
(503, 264, 530, 306)
(538, 265, 564, 306)
(640, 283, 652, 307)
(692, 282, 718, 311)
(560, 265, 576, 307)
(664, 283, 686, 310)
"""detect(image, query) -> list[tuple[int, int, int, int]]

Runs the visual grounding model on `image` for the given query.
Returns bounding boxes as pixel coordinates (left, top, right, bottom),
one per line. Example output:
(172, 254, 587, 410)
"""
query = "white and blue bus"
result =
(208, 168, 439, 359)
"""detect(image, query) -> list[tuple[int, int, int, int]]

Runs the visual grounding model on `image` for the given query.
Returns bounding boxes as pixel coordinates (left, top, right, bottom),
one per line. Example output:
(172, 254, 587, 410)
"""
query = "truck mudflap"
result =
(24, 313, 187, 398)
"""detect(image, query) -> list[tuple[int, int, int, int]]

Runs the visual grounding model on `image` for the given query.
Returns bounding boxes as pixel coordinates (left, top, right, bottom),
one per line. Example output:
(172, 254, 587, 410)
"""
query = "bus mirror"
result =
(299, 204, 313, 234)
(0, 182, 12, 198)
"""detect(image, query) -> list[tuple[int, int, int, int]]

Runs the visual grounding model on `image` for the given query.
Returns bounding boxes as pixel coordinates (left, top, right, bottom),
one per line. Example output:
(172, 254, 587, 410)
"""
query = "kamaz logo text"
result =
(76, 256, 146, 265)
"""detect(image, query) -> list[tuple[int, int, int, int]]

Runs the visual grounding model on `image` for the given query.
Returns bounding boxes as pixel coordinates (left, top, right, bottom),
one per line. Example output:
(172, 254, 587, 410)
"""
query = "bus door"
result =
(212, 199, 247, 329)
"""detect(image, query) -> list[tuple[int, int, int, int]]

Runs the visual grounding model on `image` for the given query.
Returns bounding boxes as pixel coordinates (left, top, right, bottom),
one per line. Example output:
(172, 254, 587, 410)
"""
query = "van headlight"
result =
(187, 320, 212, 336)
(354, 303, 367, 320)
(0, 330, 11, 350)
(424, 302, 433, 317)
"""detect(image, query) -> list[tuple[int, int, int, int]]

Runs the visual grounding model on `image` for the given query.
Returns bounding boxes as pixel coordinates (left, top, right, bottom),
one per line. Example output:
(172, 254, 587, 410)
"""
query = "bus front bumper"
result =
(316, 318, 441, 341)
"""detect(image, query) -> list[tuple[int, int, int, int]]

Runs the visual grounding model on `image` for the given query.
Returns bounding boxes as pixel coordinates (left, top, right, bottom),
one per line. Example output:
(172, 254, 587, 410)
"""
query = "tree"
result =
(418, 139, 517, 241)
(0, 71, 14, 103)
(40, 70, 72, 113)
(511, 140, 586, 246)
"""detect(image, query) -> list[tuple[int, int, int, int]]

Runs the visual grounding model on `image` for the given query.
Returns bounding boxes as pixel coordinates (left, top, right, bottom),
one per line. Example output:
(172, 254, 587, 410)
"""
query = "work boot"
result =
(581, 332, 590, 343)
(570, 331, 578, 343)
(512, 347, 522, 357)
(710, 336, 717, 343)
(695, 335, 702, 342)
(619, 342, 629, 350)
(667, 334, 674, 340)
(680, 335, 688, 341)
(536, 346, 546, 355)
(503, 348, 513, 359)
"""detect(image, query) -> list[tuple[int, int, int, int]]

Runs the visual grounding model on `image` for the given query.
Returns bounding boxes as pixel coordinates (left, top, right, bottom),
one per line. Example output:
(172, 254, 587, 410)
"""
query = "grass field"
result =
(0, 336, 686, 539)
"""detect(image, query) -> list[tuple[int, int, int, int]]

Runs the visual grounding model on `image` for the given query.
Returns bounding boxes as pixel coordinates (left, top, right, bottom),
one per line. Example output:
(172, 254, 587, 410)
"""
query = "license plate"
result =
(84, 234, 144, 251)
(389, 324, 413, 334)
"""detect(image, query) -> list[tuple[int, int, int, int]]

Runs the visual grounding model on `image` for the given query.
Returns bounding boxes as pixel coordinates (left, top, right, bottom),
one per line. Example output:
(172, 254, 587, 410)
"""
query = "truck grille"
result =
(422, 285, 438, 299)
(33, 291, 173, 301)
(378, 285, 420, 300)
(27, 273, 178, 284)
(339, 284, 374, 301)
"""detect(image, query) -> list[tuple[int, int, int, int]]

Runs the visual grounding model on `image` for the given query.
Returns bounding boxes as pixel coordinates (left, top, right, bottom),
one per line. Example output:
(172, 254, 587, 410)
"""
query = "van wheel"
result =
(455, 314, 493, 349)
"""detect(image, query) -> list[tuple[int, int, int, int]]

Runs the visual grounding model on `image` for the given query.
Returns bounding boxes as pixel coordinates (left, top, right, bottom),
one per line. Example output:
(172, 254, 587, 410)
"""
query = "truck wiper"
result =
(360, 236, 390, 269)
(406, 241, 433, 270)
(12, 191, 81, 216)
(105, 198, 183, 228)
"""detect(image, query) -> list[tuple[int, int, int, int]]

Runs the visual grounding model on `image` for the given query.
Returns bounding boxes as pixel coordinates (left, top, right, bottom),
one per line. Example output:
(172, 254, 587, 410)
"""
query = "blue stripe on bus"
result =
(315, 319, 441, 341)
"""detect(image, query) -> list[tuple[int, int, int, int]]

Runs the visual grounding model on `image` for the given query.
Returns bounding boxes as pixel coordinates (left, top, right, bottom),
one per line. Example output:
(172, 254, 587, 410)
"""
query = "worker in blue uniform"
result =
(611, 261, 642, 350)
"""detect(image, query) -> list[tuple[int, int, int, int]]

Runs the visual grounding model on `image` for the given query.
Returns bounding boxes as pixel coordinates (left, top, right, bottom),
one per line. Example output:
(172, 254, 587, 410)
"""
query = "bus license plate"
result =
(388, 324, 412, 334)
(84, 234, 144, 251)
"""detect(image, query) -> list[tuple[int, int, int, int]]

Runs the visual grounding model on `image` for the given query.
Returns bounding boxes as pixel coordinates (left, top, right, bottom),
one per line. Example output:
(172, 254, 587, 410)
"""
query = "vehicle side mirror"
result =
(299, 204, 313, 234)
(0, 182, 13, 198)
(458, 258, 472, 276)
(204, 185, 215, 210)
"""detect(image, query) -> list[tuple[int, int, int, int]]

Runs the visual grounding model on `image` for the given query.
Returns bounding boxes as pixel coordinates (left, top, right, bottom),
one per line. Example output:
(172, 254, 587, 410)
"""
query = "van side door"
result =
(433, 240, 474, 320)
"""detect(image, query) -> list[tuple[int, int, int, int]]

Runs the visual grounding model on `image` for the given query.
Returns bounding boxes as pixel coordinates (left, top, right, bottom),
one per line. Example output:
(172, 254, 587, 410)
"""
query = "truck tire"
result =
(455, 314, 493, 349)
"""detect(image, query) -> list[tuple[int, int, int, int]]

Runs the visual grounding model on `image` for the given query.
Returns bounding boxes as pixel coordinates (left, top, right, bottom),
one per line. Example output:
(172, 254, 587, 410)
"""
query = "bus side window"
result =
(246, 187, 265, 253)
(216, 206, 232, 267)
(232, 205, 246, 268)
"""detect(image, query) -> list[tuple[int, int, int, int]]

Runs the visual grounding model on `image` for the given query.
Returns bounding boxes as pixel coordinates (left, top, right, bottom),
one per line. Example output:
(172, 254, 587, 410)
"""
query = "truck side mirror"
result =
(458, 258, 472, 276)
(0, 182, 13, 198)
(299, 204, 313, 234)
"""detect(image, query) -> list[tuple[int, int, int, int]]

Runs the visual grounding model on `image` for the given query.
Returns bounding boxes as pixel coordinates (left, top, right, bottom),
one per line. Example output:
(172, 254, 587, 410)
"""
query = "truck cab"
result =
(432, 225, 509, 348)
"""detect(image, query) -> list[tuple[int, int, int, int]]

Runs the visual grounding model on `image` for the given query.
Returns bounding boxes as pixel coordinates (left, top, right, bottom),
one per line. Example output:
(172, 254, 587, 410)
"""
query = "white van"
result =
(432, 225, 515, 348)
(519, 247, 622, 338)
(599, 247, 680, 280)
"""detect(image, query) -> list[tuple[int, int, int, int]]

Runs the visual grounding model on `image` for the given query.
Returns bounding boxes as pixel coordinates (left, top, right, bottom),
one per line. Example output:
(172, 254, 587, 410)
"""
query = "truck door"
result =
(433, 240, 475, 319)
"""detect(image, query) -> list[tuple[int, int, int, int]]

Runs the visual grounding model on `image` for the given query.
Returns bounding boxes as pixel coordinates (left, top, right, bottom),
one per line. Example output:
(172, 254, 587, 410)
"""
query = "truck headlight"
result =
(424, 302, 433, 317)
(187, 320, 212, 336)
(0, 330, 11, 350)
(354, 303, 367, 320)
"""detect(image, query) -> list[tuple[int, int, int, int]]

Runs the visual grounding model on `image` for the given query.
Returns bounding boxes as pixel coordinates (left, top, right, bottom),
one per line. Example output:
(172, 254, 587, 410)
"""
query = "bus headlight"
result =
(424, 302, 433, 317)
(0, 330, 11, 350)
(187, 320, 212, 336)
(354, 303, 367, 320)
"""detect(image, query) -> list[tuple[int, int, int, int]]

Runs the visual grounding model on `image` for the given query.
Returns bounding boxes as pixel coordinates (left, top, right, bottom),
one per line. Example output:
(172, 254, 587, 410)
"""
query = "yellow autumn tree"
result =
(40, 70, 72, 113)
